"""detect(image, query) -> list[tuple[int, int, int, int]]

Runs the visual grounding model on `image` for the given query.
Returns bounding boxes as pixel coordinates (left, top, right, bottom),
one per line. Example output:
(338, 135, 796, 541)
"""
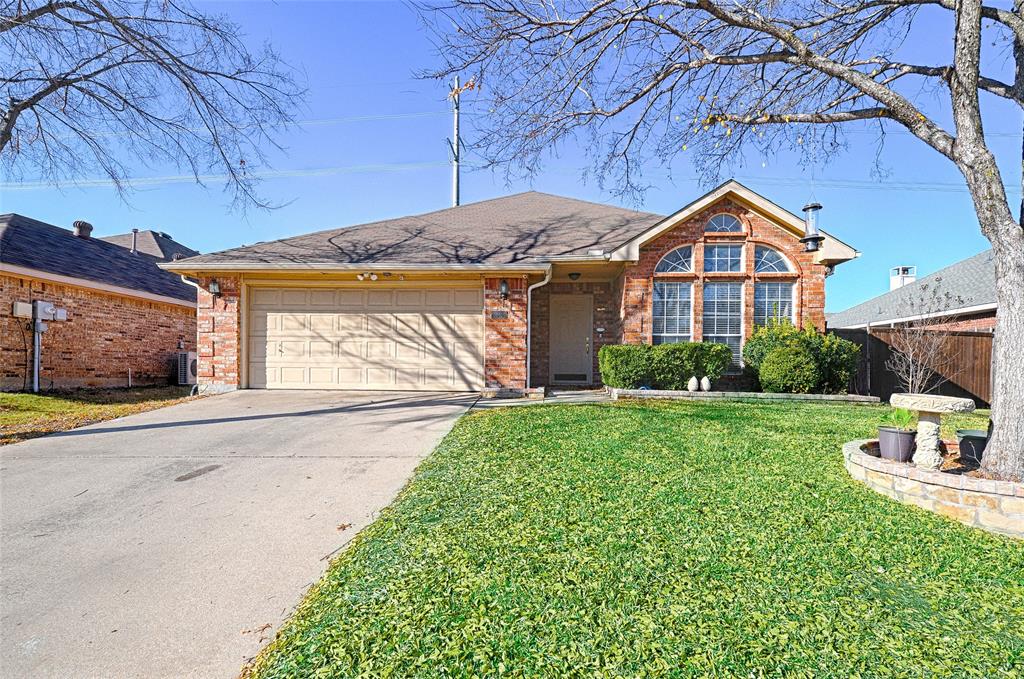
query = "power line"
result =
(0, 161, 451, 190)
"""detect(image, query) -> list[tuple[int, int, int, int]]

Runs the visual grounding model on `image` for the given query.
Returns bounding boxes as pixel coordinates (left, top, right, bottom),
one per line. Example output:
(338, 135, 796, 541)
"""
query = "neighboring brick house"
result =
(163, 180, 858, 395)
(1, 215, 198, 390)
(828, 249, 996, 332)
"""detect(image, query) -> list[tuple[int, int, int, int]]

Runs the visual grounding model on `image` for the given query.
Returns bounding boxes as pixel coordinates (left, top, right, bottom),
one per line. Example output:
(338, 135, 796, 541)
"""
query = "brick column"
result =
(484, 277, 527, 391)
(196, 275, 241, 392)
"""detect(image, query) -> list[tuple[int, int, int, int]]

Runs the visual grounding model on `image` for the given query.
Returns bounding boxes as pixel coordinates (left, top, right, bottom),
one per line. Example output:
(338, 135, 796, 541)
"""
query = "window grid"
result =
(655, 245, 693, 274)
(754, 282, 795, 327)
(652, 282, 692, 344)
(702, 282, 743, 369)
(703, 244, 742, 273)
(754, 246, 792, 273)
(706, 214, 742, 233)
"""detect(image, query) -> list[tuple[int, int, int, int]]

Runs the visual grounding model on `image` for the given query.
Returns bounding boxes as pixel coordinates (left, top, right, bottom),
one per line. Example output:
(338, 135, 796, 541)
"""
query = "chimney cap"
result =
(72, 220, 93, 238)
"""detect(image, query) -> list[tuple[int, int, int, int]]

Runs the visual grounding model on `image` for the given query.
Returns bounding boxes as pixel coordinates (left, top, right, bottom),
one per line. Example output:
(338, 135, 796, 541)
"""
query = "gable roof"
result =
(610, 180, 858, 266)
(163, 182, 857, 272)
(0, 214, 197, 304)
(100, 230, 198, 262)
(166, 192, 662, 270)
(827, 249, 995, 328)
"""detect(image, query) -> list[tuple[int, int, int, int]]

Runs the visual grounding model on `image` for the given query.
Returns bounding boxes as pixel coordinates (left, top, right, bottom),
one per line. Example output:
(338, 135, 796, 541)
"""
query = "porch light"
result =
(208, 279, 221, 297)
(800, 202, 825, 253)
(499, 279, 510, 300)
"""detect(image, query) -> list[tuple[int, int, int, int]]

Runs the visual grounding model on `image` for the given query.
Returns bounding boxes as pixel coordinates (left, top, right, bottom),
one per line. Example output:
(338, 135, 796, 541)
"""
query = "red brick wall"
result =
(483, 277, 528, 390)
(921, 312, 997, 332)
(196, 275, 241, 391)
(1, 273, 196, 390)
(620, 197, 828, 344)
(529, 282, 617, 387)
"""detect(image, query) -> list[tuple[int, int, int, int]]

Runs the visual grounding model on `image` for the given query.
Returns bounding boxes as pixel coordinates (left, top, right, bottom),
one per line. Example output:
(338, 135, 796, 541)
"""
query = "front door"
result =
(549, 294, 593, 384)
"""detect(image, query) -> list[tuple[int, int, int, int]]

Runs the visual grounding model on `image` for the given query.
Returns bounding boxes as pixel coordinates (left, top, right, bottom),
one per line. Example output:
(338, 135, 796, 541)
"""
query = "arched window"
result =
(655, 245, 693, 273)
(706, 214, 742, 232)
(754, 245, 792, 273)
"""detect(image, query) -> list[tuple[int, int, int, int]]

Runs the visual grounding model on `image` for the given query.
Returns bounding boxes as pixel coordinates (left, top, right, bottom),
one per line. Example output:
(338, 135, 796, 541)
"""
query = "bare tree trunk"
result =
(961, 165, 1024, 481)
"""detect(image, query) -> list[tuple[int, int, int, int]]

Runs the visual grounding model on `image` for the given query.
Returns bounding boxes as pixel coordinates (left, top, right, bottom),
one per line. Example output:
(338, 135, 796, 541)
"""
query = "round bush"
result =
(759, 345, 820, 394)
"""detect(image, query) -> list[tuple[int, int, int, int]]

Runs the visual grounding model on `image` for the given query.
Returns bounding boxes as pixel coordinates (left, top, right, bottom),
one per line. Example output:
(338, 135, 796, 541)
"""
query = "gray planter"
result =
(878, 426, 916, 463)
(956, 429, 988, 464)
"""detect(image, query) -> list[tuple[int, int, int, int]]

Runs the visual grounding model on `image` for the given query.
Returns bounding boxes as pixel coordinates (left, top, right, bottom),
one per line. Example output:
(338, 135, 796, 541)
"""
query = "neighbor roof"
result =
(100, 229, 198, 262)
(827, 249, 995, 328)
(0, 214, 197, 303)
(169, 192, 663, 268)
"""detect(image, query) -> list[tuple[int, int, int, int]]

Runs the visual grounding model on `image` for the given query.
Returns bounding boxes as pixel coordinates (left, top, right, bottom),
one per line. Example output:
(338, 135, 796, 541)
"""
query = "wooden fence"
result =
(832, 328, 995, 406)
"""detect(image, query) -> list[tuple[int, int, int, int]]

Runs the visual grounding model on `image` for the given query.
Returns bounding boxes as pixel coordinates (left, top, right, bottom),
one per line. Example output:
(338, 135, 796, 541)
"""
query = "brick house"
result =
(163, 180, 858, 395)
(828, 249, 996, 332)
(1, 215, 198, 390)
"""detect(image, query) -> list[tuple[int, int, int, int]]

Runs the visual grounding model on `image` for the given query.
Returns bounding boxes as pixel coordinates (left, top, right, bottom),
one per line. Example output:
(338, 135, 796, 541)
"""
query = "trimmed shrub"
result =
(743, 319, 860, 394)
(598, 344, 654, 388)
(697, 343, 732, 382)
(742, 319, 806, 371)
(759, 344, 820, 394)
(651, 343, 697, 390)
(811, 332, 861, 394)
(599, 342, 733, 390)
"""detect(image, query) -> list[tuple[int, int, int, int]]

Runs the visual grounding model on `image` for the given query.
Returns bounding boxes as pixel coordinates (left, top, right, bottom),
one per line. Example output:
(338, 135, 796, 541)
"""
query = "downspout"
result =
(525, 266, 553, 390)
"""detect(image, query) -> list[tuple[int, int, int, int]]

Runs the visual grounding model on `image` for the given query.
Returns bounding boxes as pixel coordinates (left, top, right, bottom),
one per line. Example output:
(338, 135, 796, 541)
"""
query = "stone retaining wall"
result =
(843, 439, 1023, 539)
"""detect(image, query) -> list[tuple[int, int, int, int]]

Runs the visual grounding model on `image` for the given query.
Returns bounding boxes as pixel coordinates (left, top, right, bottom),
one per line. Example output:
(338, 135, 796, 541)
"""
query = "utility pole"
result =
(449, 76, 460, 207)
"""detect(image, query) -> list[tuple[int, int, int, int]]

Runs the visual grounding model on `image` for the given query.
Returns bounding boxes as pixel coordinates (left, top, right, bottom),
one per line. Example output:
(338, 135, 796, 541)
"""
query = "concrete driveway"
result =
(0, 390, 476, 678)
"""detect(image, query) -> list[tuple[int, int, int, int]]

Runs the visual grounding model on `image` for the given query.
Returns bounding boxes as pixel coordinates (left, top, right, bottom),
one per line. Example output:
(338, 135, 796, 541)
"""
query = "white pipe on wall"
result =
(525, 268, 553, 390)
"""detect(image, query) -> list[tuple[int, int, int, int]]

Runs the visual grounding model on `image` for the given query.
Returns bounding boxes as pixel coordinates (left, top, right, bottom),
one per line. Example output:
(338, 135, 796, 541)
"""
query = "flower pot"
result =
(687, 376, 699, 392)
(700, 376, 711, 392)
(878, 426, 916, 463)
(956, 429, 988, 464)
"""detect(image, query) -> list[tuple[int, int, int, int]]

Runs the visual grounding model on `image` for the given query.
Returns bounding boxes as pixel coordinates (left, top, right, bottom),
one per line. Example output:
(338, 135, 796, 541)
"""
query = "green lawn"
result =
(249, 401, 1022, 678)
(0, 386, 194, 445)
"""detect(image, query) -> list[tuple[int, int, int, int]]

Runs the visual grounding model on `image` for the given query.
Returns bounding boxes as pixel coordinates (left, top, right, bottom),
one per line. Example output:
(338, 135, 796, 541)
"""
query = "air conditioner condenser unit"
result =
(177, 351, 198, 385)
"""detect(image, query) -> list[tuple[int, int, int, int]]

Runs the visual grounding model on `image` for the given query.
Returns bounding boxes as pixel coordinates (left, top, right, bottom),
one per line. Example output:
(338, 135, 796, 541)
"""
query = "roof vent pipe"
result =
(73, 220, 93, 238)
(131, 228, 139, 254)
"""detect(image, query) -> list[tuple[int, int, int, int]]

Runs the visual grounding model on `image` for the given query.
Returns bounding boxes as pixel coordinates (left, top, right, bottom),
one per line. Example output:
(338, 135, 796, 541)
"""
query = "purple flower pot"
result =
(878, 426, 916, 463)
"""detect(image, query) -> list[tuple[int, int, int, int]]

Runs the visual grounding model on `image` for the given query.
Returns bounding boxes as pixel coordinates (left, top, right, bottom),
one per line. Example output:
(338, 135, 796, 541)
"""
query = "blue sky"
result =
(1, 1, 1019, 312)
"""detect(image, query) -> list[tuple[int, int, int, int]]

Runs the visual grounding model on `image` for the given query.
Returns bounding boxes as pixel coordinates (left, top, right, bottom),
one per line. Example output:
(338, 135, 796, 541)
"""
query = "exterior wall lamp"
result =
(801, 202, 825, 252)
(208, 279, 221, 297)
(499, 279, 510, 300)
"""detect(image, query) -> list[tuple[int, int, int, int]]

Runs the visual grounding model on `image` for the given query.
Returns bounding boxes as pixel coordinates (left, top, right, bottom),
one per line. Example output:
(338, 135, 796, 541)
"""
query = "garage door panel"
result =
(249, 286, 484, 391)
(281, 289, 308, 305)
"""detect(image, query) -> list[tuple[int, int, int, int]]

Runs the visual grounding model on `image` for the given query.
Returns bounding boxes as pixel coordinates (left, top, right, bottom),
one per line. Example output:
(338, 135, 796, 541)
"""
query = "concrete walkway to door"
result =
(0, 390, 475, 679)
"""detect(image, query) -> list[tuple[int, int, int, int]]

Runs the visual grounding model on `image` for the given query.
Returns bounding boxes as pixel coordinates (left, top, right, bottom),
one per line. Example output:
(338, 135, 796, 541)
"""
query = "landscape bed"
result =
(248, 400, 1023, 678)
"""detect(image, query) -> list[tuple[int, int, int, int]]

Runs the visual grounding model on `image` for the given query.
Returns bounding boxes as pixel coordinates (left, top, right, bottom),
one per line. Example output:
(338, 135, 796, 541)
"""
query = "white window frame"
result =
(654, 245, 694, 274)
(705, 213, 744, 233)
(753, 281, 797, 327)
(652, 281, 694, 344)
(703, 243, 744, 273)
(702, 281, 744, 370)
(753, 245, 794, 273)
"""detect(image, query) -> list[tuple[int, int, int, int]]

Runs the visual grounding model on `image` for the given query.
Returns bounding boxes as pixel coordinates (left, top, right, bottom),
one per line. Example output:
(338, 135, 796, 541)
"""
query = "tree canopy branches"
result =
(1, 0, 304, 209)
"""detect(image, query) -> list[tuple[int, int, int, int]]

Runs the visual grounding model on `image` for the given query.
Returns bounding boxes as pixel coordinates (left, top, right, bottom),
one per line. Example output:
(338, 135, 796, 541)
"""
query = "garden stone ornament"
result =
(890, 394, 975, 470)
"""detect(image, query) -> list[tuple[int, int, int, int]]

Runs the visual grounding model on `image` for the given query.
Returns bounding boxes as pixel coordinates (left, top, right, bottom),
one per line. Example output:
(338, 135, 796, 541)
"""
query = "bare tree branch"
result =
(0, 0, 305, 210)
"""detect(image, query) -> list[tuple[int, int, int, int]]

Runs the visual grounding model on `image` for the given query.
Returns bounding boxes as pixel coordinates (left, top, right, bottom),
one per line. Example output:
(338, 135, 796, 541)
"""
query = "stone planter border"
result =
(609, 388, 879, 404)
(843, 439, 1024, 539)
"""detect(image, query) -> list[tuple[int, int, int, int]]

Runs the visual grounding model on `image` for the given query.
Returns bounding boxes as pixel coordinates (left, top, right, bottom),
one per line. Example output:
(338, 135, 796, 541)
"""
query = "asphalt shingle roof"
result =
(100, 230, 198, 262)
(0, 214, 197, 303)
(827, 249, 995, 328)
(175, 192, 664, 266)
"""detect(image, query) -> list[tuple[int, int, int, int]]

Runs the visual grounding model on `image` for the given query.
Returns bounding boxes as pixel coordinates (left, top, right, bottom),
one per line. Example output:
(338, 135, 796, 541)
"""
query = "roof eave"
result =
(159, 261, 553, 275)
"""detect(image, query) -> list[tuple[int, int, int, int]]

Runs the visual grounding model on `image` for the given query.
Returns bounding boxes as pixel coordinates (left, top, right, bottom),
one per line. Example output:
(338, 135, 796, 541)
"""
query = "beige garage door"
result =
(248, 286, 484, 391)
